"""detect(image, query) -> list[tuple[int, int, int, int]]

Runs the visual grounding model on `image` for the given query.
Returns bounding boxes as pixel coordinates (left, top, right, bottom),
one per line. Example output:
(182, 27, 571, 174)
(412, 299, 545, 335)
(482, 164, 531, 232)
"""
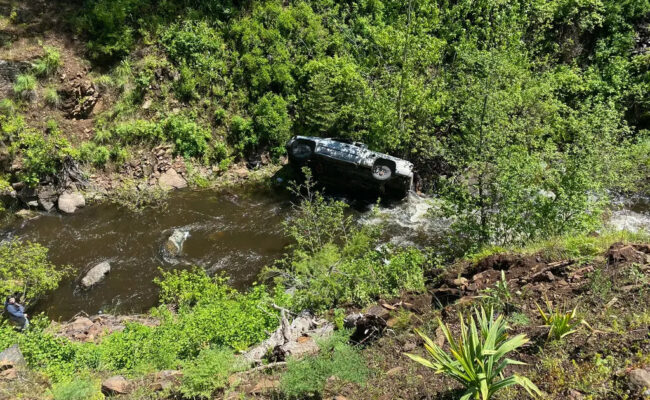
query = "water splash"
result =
(360, 192, 450, 247)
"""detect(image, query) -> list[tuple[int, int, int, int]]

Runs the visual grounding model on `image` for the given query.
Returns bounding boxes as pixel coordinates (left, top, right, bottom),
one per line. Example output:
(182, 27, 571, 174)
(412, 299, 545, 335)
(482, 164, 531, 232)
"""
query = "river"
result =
(1, 188, 648, 320)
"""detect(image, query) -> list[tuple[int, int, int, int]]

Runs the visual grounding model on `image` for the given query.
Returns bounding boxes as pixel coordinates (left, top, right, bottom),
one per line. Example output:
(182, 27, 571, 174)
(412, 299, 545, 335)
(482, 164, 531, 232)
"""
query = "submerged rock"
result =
(81, 261, 111, 288)
(165, 229, 189, 256)
(58, 191, 85, 214)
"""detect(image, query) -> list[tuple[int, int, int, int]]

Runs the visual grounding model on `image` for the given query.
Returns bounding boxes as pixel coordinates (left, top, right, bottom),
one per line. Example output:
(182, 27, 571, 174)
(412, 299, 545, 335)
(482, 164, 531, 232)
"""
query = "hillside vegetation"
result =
(0, 0, 649, 399)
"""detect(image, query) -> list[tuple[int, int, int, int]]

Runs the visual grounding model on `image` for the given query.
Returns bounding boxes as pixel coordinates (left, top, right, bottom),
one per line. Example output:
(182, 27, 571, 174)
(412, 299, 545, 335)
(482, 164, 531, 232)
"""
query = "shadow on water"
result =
(1, 187, 292, 320)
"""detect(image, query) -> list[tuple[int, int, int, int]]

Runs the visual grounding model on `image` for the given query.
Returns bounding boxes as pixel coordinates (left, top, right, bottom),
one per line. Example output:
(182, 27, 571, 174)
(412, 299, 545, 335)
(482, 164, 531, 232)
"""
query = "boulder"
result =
(628, 369, 650, 396)
(58, 191, 85, 214)
(151, 370, 183, 391)
(81, 261, 111, 288)
(158, 168, 187, 190)
(165, 229, 189, 256)
(70, 317, 94, 331)
(0, 345, 25, 366)
(37, 185, 58, 211)
(102, 375, 130, 395)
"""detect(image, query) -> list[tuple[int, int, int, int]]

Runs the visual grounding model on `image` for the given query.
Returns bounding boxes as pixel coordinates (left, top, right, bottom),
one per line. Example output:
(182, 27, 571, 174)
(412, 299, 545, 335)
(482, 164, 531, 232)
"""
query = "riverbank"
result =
(1, 231, 649, 399)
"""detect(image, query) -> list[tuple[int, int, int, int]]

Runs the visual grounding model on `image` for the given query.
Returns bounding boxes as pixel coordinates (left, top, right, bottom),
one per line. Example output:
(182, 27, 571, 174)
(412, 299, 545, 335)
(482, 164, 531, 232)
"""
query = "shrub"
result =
(33, 46, 62, 77)
(111, 178, 168, 213)
(180, 347, 238, 399)
(281, 331, 368, 399)
(536, 299, 580, 341)
(13, 74, 37, 100)
(0, 240, 70, 304)
(78, 143, 110, 167)
(406, 307, 541, 400)
(11, 125, 73, 185)
(268, 175, 425, 311)
(253, 92, 291, 157)
(162, 114, 211, 158)
(50, 377, 104, 400)
(0, 98, 15, 115)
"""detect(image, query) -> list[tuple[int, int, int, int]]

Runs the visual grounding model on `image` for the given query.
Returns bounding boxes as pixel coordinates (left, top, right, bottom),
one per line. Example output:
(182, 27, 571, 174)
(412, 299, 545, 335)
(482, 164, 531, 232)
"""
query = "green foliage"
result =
(253, 92, 291, 157)
(44, 87, 61, 108)
(78, 142, 110, 166)
(10, 122, 74, 185)
(0, 240, 70, 304)
(179, 347, 239, 399)
(536, 300, 580, 341)
(269, 174, 426, 311)
(50, 377, 104, 400)
(33, 46, 62, 77)
(162, 114, 211, 159)
(111, 178, 168, 213)
(13, 74, 36, 100)
(406, 307, 541, 400)
(0, 98, 16, 115)
(478, 271, 513, 313)
(281, 331, 369, 399)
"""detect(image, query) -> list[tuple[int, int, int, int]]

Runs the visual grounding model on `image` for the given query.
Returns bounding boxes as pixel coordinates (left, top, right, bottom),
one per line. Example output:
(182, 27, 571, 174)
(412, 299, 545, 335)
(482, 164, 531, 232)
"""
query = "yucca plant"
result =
(405, 307, 541, 400)
(536, 299, 579, 340)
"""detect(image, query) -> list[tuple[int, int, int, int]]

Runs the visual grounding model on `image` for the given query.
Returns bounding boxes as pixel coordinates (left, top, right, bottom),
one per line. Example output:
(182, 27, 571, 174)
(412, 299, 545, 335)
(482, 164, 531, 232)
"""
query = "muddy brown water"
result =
(1, 188, 292, 320)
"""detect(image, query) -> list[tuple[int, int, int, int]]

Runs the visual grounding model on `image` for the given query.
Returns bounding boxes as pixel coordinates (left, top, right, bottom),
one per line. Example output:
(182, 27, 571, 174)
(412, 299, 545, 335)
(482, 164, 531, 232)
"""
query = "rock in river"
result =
(81, 261, 111, 288)
(158, 168, 187, 190)
(165, 229, 189, 256)
(58, 191, 85, 214)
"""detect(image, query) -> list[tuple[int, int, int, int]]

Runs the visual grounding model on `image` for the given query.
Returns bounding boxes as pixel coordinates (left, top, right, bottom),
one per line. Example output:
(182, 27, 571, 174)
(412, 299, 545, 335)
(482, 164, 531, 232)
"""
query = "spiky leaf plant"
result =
(405, 307, 541, 400)
(536, 299, 579, 340)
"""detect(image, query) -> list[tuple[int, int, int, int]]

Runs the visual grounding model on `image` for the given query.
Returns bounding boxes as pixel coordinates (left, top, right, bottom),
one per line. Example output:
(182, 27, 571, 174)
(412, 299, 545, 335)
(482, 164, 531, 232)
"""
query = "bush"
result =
(33, 46, 62, 77)
(269, 175, 426, 311)
(0, 240, 70, 304)
(13, 74, 36, 100)
(0, 98, 15, 115)
(253, 92, 291, 157)
(78, 142, 110, 166)
(180, 347, 238, 399)
(281, 331, 368, 398)
(162, 114, 211, 158)
(11, 124, 74, 185)
(111, 178, 168, 213)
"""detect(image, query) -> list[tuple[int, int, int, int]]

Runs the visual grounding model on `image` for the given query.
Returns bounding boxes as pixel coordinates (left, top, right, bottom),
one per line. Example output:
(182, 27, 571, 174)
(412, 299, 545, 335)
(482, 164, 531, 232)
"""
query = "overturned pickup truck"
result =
(286, 136, 414, 199)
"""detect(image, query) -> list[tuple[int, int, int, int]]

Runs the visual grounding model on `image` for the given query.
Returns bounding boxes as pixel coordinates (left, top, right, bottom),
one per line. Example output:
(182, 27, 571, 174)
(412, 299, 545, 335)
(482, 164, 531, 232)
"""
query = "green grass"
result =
(466, 230, 650, 263)
(33, 46, 62, 77)
(281, 331, 369, 399)
(44, 87, 61, 108)
(13, 74, 37, 100)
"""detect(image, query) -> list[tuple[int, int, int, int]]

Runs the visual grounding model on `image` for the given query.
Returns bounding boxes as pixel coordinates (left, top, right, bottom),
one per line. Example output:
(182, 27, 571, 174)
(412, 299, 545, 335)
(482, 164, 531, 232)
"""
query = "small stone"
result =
(102, 375, 130, 395)
(15, 209, 39, 220)
(142, 99, 152, 109)
(386, 367, 403, 376)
